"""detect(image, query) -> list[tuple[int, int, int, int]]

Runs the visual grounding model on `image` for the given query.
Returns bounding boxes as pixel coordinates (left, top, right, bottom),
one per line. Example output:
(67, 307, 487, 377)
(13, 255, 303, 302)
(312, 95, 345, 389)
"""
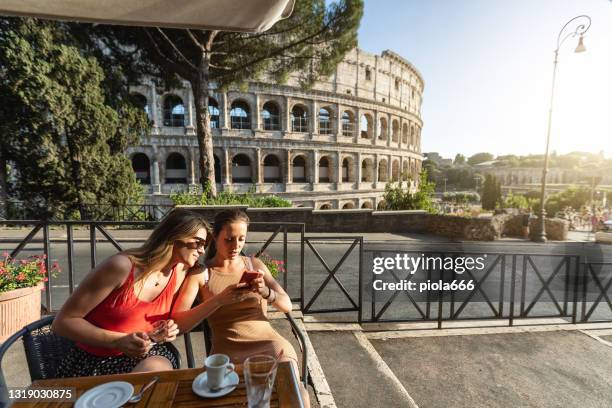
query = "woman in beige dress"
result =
(172, 209, 309, 406)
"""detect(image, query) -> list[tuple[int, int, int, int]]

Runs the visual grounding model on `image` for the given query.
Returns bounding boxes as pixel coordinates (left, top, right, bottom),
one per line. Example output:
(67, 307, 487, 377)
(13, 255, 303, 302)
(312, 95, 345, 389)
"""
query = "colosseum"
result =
(127, 48, 424, 210)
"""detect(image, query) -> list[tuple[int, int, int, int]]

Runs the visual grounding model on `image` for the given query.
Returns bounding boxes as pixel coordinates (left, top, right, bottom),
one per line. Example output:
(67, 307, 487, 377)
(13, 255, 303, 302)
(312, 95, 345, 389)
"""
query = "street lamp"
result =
(535, 15, 591, 242)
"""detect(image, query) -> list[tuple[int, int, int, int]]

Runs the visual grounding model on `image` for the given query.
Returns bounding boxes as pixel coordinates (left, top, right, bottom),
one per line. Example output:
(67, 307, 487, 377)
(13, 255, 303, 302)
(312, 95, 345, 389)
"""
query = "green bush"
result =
(383, 170, 436, 212)
(169, 188, 291, 208)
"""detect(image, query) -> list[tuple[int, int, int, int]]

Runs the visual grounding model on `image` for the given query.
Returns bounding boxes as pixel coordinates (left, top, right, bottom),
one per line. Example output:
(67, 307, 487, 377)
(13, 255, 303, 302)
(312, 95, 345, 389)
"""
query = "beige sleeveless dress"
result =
(203, 257, 298, 365)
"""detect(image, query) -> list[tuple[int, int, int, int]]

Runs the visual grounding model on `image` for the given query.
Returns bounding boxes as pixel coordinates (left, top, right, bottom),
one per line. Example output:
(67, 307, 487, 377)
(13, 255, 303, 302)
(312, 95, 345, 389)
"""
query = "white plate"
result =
(75, 381, 134, 408)
(192, 371, 239, 398)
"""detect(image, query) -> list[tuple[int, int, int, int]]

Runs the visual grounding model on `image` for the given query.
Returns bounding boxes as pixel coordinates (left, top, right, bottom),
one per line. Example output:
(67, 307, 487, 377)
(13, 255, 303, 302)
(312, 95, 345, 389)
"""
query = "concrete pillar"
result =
(388, 154, 393, 182)
(255, 149, 262, 185)
(221, 92, 229, 130)
(152, 159, 161, 194)
(357, 153, 363, 183)
(354, 107, 361, 143)
(335, 151, 342, 185)
(149, 83, 160, 130)
(312, 151, 319, 184)
(186, 88, 194, 129)
(335, 103, 342, 138)
(253, 94, 261, 131)
(284, 96, 291, 134)
(372, 109, 378, 145)
(311, 100, 318, 136)
(284, 149, 292, 185)
(223, 149, 231, 184)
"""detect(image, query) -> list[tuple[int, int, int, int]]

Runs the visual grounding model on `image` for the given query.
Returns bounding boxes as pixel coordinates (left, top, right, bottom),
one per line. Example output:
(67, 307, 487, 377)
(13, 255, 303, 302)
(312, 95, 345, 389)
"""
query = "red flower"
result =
(20, 259, 28, 265)
(43, 277, 49, 282)
(16, 273, 26, 281)
(52, 261, 59, 269)
(2, 251, 8, 258)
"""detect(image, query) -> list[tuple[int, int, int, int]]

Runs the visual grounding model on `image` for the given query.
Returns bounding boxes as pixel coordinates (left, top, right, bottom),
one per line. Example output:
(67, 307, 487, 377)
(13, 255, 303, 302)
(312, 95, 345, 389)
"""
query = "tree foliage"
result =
(382, 171, 436, 212)
(467, 152, 494, 166)
(71, 0, 364, 196)
(481, 174, 502, 210)
(0, 18, 147, 219)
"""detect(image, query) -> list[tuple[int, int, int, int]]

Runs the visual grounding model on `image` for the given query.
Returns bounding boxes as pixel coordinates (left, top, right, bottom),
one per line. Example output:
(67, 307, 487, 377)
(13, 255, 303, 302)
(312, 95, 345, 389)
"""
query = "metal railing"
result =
(362, 249, 611, 327)
(0, 220, 305, 312)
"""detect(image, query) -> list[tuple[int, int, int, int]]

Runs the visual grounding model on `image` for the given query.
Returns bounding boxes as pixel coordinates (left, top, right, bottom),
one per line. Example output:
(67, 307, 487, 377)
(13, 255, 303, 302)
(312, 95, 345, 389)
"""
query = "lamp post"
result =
(535, 15, 591, 242)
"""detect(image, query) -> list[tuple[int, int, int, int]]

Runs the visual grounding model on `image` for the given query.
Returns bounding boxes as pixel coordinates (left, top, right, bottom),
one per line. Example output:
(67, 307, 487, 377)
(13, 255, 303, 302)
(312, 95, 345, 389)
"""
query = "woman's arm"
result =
(171, 266, 249, 334)
(52, 254, 150, 356)
(251, 257, 293, 313)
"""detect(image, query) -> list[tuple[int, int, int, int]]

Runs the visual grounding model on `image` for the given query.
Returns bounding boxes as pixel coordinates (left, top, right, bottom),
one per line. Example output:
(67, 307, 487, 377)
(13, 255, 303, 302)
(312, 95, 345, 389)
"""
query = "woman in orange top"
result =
(53, 209, 211, 377)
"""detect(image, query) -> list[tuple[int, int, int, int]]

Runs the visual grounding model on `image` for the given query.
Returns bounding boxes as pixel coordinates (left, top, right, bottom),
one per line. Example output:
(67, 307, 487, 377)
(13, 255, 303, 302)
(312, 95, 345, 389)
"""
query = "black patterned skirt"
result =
(56, 343, 179, 378)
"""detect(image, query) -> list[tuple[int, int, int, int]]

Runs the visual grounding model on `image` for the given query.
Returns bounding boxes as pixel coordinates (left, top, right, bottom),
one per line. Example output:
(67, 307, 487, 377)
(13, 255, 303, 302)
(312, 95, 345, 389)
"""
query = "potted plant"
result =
(0, 253, 59, 342)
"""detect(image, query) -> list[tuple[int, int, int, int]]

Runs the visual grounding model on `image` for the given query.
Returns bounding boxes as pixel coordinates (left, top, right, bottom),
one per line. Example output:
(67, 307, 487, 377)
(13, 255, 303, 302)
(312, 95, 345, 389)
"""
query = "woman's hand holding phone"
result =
(246, 270, 267, 296)
(215, 283, 251, 306)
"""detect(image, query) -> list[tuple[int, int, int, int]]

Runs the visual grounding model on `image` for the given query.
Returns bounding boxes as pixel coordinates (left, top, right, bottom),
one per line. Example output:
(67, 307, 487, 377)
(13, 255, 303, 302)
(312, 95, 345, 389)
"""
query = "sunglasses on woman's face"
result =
(178, 238, 207, 249)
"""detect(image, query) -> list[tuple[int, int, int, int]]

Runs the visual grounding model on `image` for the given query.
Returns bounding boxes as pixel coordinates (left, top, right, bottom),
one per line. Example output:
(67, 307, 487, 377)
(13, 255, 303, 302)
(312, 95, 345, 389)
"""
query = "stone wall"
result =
(182, 206, 573, 241)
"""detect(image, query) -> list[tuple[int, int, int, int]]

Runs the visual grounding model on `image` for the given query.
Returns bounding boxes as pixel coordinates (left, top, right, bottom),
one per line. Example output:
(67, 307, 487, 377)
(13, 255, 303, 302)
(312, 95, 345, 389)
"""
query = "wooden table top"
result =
(12, 362, 303, 408)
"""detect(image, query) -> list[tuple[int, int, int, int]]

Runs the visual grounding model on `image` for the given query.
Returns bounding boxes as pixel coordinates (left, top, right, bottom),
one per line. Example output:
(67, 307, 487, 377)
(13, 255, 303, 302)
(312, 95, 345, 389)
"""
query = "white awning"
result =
(0, 0, 295, 32)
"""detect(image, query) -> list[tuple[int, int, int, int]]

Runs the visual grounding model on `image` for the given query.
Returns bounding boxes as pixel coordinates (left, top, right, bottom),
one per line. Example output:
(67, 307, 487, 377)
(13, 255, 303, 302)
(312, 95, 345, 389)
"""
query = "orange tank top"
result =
(77, 262, 178, 356)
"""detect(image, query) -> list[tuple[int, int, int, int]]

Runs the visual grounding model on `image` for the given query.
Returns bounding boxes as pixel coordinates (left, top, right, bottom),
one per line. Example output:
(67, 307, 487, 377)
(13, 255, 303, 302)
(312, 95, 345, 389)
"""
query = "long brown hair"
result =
(123, 208, 211, 285)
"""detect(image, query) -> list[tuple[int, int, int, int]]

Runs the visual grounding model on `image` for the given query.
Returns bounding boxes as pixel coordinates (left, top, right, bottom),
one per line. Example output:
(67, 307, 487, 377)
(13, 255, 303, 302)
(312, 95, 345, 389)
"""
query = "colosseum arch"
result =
(262, 101, 281, 131)
(341, 156, 356, 183)
(209, 98, 220, 129)
(291, 104, 309, 133)
(165, 152, 187, 183)
(342, 202, 356, 209)
(392, 119, 400, 143)
(361, 158, 374, 182)
(360, 113, 374, 139)
(291, 154, 308, 183)
(378, 159, 389, 182)
(410, 125, 416, 147)
(378, 117, 388, 140)
(402, 161, 409, 181)
(361, 201, 373, 209)
(163, 94, 185, 127)
(402, 122, 409, 145)
(319, 203, 332, 210)
(341, 110, 355, 137)
(263, 154, 282, 183)
(231, 154, 253, 183)
(130, 93, 151, 120)
(318, 106, 333, 135)
(391, 160, 400, 181)
(318, 156, 331, 183)
(230, 100, 251, 130)
(377, 200, 386, 210)
(131, 152, 150, 184)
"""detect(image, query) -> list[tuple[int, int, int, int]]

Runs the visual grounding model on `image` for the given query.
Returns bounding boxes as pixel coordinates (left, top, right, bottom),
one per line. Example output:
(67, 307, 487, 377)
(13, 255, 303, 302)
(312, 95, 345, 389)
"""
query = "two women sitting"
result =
(52, 208, 307, 403)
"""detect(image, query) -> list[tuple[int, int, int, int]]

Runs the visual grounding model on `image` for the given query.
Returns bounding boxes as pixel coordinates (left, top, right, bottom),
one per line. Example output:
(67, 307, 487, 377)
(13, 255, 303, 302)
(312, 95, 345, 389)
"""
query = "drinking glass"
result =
(243, 355, 277, 408)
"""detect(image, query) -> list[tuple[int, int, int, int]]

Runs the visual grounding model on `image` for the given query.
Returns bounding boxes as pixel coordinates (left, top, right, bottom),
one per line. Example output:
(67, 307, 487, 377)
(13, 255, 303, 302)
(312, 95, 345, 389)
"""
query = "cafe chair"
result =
(0, 315, 183, 407)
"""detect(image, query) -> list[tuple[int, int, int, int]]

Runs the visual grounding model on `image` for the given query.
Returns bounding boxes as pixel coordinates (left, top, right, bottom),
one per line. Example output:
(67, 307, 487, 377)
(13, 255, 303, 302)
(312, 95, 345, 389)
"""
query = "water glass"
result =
(244, 355, 278, 408)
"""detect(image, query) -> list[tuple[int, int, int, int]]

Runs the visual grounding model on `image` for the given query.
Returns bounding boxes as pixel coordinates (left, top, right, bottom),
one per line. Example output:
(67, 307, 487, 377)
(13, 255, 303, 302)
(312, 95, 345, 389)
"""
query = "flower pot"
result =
(0, 284, 43, 343)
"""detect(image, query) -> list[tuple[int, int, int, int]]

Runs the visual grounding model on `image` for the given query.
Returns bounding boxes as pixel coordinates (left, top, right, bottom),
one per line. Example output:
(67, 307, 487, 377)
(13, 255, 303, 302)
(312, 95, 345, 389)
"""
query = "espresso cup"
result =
(205, 354, 235, 390)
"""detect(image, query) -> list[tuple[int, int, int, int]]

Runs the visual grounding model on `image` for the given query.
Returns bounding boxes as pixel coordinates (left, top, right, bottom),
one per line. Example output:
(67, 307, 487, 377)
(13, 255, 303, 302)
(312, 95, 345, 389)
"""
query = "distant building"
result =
(424, 152, 452, 167)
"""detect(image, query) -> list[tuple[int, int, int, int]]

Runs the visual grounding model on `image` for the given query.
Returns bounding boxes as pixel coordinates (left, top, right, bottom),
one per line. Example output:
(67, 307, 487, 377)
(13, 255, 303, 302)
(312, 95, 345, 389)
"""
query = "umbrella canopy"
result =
(0, 0, 295, 32)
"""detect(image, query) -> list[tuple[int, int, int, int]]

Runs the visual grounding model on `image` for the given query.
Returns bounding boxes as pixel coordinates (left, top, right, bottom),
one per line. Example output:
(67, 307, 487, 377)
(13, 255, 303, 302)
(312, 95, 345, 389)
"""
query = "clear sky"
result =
(357, 0, 612, 159)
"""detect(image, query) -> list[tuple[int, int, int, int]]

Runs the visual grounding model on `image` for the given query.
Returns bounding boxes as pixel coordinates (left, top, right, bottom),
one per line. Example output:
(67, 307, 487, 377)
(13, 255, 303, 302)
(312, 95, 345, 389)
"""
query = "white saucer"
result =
(75, 381, 134, 408)
(192, 371, 239, 398)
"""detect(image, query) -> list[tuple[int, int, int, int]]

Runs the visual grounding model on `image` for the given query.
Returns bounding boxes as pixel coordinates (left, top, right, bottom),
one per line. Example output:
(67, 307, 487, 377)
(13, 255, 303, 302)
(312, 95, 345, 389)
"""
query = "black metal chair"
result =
(183, 312, 309, 387)
(0, 316, 182, 408)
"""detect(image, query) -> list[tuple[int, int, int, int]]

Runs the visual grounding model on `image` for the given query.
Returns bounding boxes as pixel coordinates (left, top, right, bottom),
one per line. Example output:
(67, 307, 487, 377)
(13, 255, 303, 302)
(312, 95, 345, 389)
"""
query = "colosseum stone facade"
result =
(127, 48, 424, 210)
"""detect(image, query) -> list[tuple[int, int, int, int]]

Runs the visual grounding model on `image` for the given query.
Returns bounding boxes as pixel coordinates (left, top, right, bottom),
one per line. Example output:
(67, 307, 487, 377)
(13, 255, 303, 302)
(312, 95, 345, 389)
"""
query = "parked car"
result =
(595, 220, 612, 244)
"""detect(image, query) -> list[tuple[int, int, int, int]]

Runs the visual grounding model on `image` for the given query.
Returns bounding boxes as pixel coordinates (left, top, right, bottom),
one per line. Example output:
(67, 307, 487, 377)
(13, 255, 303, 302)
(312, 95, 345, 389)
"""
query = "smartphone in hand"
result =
(239, 270, 259, 284)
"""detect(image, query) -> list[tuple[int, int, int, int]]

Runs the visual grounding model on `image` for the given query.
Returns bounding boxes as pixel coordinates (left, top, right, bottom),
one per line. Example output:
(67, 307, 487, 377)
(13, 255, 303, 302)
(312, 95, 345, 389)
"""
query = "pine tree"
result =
(481, 174, 502, 210)
(0, 18, 147, 219)
(71, 0, 363, 197)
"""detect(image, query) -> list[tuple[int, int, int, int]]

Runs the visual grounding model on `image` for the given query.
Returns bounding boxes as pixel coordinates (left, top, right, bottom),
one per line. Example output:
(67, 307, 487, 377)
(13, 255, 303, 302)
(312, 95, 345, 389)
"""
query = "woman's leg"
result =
(131, 355, 173, 372)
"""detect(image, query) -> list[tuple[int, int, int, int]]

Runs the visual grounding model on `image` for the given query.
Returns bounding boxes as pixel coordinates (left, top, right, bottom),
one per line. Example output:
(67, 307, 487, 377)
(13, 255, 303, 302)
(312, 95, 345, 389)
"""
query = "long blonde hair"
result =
(123, 208, 211, 286)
